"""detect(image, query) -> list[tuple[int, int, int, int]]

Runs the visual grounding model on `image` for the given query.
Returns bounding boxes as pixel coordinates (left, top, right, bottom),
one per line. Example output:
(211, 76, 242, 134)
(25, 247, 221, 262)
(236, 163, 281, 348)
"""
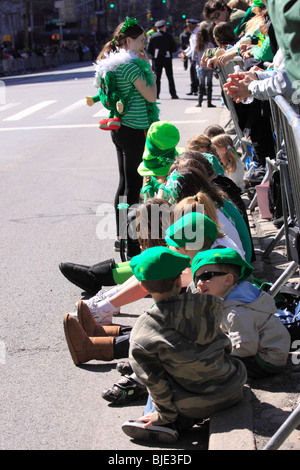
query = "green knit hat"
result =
(130, 246, 191, 281)
(165, 212, 218, 249)
(191, 247, 253, 282)
(138, 121, 183, 177)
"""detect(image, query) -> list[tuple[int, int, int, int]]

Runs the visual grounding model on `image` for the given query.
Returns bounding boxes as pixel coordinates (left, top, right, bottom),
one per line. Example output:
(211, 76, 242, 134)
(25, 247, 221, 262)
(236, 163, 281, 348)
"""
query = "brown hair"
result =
(97, 20, 145, 59)
(213, 22, 236, 48)
(135, 198, 173, 252)
(187, 134, 219, 159)
(141, 276, 179, 294)
(169, 165, 225, 207)
(175, 192, 225, 240)
(195, 23, 211, 52)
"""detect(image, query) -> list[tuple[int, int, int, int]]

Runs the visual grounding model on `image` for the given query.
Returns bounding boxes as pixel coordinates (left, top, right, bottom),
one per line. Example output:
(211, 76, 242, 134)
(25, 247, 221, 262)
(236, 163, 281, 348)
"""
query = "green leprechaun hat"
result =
(137, 121, 184, 177)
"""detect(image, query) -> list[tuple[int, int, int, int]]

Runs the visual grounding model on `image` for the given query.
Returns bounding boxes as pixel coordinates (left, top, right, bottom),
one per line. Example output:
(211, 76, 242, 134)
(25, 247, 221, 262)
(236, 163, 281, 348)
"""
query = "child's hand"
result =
(86, 96, 94, 107)
(138, 412, 154, 428)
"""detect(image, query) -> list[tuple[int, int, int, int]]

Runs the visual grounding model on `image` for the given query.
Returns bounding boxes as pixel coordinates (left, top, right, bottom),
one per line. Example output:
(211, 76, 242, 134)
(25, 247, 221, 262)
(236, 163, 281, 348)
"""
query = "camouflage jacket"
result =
(129, 292, 247, 425)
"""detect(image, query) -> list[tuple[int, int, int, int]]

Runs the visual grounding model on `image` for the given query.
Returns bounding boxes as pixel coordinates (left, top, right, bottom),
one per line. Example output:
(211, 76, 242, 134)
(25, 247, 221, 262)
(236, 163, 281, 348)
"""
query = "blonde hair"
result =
(175, 192, 225, 240)
(211, 134, 241, 174)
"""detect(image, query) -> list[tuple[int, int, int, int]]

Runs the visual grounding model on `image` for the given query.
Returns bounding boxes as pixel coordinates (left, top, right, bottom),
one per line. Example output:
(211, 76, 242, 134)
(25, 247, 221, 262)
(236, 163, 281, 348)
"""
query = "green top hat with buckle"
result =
(138, 121, 183, 177)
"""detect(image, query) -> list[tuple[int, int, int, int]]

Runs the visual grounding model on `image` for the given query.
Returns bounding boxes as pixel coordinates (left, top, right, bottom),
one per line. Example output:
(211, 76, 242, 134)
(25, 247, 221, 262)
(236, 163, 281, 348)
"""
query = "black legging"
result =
(111, 124, 146, 237)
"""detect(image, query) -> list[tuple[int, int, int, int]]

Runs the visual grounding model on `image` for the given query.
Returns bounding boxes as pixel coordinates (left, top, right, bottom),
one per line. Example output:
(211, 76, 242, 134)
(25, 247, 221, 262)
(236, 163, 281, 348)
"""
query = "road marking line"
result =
(47, 98, 86, 119)
(0, 120, 208, 131)
(93, 108, 109, 117)
(3, 100, 57, 121)
(0, 103, 21, 112)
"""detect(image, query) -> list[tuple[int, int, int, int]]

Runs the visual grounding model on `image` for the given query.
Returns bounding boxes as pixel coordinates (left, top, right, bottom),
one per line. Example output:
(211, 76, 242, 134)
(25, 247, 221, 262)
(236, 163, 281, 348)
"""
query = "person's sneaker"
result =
(116, 361, 133, 376)
(77, 289, 120, 316)
(101, 376, 147, 405)
(122, 420, 179, 444)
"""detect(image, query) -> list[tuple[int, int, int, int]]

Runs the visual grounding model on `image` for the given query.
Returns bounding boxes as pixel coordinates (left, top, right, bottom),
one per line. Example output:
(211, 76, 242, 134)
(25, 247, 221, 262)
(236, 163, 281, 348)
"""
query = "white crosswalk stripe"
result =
(0, 103, 21, 112)
(0, 99, 209, 129)
(3, 100, 57, 121)
(47, 98, 86, 119)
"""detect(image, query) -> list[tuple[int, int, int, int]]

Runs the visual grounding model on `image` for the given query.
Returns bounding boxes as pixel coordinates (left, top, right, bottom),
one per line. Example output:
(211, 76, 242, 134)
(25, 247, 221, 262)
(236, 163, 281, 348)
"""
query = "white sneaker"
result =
(122, 420, 178, 443)
(76, 288, 120, 316)
(80, 297, 119, 325)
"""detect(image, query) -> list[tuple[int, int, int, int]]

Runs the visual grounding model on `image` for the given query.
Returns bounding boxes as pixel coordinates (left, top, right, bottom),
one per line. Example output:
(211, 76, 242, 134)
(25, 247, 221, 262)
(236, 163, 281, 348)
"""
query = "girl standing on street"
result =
(87, 18, 158, 255)
(195, 22, 215, 107)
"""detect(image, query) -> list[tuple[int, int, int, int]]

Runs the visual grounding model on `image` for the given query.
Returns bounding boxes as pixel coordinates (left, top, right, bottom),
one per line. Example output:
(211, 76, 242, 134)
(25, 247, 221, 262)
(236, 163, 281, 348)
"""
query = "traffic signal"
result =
(182, 14, 186, 19)
(110, 3, 114, 7)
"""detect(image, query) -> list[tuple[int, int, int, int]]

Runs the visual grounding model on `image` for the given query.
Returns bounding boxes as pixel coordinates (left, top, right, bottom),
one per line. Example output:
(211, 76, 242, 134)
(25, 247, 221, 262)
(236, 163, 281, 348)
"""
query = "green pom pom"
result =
(121, 17, 139, 33)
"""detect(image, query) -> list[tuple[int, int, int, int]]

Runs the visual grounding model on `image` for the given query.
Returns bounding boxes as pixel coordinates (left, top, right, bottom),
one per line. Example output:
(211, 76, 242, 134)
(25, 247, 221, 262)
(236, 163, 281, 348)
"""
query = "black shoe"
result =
(102, 376, 148, 405)
(59, 263, 102, 294)
(116, 361, 133, 376)
(208, 103, 216, 107)
(186, 91, 193, 95)
(171, 95, 179, 99)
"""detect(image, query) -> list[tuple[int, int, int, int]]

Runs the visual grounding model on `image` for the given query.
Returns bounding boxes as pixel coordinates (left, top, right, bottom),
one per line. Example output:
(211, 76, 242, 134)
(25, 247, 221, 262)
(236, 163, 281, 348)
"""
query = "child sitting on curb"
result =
(121, 246, 247, 444)
(191, 248, 291, 378)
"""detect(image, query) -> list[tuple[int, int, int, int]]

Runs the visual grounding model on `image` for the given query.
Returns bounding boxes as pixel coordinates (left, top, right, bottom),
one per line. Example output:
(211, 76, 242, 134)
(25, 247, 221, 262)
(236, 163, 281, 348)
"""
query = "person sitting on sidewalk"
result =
(191, 247, 291, 378)
(121, 246, 247, 444)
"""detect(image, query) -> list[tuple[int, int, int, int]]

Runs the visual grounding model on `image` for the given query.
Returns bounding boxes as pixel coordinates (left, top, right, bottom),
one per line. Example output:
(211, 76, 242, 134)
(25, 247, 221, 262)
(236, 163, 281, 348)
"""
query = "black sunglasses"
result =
(194, 271, 228, 284)
(211, 5, 225, 20)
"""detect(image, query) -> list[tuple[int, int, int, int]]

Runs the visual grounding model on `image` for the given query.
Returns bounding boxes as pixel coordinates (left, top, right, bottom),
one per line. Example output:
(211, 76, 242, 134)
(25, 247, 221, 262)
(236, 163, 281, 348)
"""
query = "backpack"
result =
(92, 53, 159, 130)
(94, 71, 135, 130)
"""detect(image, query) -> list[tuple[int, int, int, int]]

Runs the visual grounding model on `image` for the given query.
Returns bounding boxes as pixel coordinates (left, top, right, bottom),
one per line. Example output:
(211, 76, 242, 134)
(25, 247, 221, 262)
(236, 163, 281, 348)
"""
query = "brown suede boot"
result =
(63, 313, 115, 365)
(77, 300, 121, 337)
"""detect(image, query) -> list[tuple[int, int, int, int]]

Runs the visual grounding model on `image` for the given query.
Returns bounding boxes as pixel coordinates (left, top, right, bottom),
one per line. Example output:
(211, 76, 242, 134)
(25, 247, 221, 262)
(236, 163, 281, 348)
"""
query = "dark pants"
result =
(190, 59, 198, 93)
(234, 99, 276, 167)
(111, 125, 145, 236)
(152, 58, 177, 98)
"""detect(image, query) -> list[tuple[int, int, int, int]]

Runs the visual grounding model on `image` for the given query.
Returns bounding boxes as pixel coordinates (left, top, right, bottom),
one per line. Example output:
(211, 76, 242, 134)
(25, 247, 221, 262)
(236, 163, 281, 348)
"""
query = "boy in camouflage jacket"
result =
(122, 246, 247, 444)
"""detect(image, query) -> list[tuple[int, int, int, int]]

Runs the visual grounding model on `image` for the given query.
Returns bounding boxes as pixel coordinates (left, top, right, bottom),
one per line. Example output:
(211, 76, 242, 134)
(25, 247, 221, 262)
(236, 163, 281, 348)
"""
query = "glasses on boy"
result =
(194, 271, 228, 285)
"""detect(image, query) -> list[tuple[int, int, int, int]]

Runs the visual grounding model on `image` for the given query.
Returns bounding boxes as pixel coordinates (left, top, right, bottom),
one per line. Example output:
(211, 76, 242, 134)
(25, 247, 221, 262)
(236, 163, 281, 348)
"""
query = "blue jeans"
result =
(196, 66, 213, 88)
(144, 394, 195, 430)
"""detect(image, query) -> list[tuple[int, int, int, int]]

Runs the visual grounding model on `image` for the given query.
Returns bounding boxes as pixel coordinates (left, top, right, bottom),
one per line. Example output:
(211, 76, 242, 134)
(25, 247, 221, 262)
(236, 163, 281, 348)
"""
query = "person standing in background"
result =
(179, 24, 191, 70)
(147, 20, 179, 99)
(180, 19, 199, 96)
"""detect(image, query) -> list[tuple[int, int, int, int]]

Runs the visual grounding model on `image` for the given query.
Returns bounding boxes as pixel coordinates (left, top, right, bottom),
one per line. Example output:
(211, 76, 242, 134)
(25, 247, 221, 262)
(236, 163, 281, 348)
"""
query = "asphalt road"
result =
(0, 58, 225, 452)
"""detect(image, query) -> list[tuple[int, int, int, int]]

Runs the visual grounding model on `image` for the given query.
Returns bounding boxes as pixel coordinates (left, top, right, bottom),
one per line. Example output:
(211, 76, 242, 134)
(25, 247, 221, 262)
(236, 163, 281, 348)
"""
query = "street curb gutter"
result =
(208, 385, 256, 450)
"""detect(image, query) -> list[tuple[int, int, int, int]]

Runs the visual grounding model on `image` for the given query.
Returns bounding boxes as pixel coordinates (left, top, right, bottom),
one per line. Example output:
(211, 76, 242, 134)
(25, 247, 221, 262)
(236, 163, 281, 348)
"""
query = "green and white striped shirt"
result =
(115, 61, 151, 129)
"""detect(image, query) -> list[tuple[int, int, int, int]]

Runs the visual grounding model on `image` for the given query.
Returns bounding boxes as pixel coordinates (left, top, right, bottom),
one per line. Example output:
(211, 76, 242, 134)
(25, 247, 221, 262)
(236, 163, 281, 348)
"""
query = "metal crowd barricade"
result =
(0, 51, 90, 76)
(261, 95, 300, 450)
(262, 96, 300, 298)
(216, 56, 253, 162)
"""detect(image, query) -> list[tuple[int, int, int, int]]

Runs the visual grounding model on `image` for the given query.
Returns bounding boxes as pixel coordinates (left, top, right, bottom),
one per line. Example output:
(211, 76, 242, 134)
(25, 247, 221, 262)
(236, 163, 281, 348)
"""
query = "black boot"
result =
(59, 258, 116, 294)
(207, 84, 216, 108)
(196, 86, 205, 107)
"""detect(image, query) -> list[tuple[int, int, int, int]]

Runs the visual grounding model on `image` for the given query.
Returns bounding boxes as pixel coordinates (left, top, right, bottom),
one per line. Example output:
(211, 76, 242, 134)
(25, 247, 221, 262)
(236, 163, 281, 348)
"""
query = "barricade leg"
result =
(263, 404, 300, 450)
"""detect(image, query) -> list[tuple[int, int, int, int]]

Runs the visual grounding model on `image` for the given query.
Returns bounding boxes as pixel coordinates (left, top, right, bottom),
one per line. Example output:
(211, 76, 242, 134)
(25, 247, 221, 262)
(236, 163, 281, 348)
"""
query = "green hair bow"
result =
(121, 17, 139, 33)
